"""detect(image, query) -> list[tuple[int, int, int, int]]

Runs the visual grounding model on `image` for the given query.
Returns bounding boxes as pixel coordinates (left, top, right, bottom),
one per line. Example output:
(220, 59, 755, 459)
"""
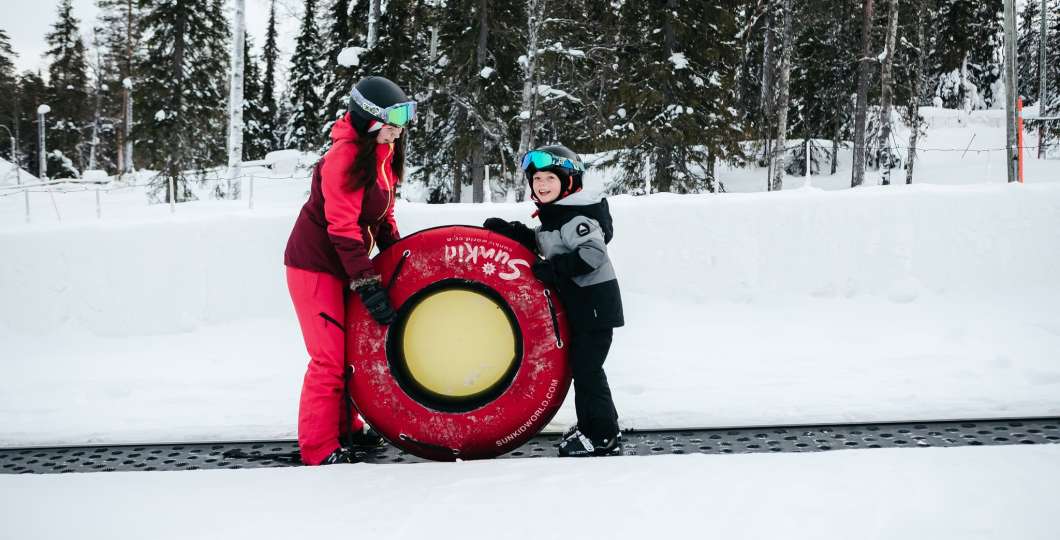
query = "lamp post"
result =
(37, 104, 50, 181)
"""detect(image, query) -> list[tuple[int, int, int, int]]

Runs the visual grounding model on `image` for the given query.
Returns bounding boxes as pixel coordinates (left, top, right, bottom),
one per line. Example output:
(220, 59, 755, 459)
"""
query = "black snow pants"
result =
(569, 329, 619, 441)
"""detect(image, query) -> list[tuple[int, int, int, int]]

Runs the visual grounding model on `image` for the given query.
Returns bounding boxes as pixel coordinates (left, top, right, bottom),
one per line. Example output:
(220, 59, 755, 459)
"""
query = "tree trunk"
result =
(877, 0, 898, 185)
(770, 0, 793, 191)
(759, 1, 775, 159)
(471, 0, 489, 202)
(851, 0, 874, 188)
(1040, 0, 1050, 158)
(906, 0, 926, 185)
(655, 0, 678, 193)
(516, 0, 545, 202)
(452, 157, 464, 203)
(226, 0, 246, 199)
(368, 0, 381, 48)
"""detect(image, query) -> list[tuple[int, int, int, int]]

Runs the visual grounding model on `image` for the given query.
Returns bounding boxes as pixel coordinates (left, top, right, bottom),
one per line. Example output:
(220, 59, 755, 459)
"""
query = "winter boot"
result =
(342, 423, 386, 448)
(557, 429, 621, 457)
(320, 447, 360, 465)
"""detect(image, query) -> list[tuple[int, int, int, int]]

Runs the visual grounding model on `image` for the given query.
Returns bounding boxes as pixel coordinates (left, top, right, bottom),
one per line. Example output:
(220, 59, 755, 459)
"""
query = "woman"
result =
(284, 76, 416, 465)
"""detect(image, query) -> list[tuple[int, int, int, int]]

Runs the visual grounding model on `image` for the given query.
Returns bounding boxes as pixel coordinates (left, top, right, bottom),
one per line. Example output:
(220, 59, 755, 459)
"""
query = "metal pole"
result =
(248, 173, 255, 210)
(37, 105, 49, 182)
(96, 186, 102, 219)
(123, 78, 133, 176)
(169, 175, 176, 214)
(1003, 0, 1019, 183)
(804, 138, 811, 188)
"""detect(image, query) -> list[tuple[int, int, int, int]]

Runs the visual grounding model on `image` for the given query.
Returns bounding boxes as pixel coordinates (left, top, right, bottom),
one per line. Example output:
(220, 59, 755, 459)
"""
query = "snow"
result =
(2, 445, 1059, 539)
(0, 157, 38, 186)
(337, 46, 366, 67)
(479, 66, 495, 79)
(36, 104, 50, 115)
(154, 109, 167, 122)
(669, 52, 688, 70)
(0, 108, 1058, 449)
(122, 77, 132, 90)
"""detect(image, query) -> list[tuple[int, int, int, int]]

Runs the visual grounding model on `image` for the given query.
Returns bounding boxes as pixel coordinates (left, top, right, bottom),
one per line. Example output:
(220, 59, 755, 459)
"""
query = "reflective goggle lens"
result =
(384, 102, 415, 127)
(521, 150, 583, 172)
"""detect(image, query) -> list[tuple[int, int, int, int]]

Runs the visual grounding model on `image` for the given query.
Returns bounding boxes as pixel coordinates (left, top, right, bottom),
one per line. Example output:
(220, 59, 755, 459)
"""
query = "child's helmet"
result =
(347, 76, 416, 134)
(522, 144, 585, 202)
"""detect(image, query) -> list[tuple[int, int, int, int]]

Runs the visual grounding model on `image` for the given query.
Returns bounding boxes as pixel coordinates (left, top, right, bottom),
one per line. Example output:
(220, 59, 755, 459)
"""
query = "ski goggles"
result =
(350, 88, 417, 127)
(520, 150, 585, 173)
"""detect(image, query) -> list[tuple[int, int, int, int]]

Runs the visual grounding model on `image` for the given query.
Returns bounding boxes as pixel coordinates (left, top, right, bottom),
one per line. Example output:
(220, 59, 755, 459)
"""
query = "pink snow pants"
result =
(286, 266, 365, 465)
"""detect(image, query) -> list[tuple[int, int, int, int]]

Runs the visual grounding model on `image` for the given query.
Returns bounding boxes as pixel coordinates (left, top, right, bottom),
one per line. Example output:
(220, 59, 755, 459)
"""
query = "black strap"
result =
(544, 289, 564, 348)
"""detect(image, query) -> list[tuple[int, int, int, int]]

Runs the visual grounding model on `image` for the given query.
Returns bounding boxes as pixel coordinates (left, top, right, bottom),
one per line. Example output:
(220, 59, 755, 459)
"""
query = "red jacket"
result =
(284, 113, 400, 283)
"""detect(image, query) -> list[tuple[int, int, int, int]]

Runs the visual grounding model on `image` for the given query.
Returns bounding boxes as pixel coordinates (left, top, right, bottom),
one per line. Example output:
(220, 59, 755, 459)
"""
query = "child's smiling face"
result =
(532, 171, 563, 203)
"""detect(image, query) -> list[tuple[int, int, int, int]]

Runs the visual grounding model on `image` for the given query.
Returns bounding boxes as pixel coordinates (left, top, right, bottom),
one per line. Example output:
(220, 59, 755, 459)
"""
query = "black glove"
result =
(483, 218, 537, 252)
(354, 280, 397, 325)
(532, 259, 561, 286)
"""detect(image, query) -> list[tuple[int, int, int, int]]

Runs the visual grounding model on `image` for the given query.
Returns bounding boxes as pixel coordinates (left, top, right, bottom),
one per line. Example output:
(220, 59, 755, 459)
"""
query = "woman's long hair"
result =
(346, 130, 406, 191)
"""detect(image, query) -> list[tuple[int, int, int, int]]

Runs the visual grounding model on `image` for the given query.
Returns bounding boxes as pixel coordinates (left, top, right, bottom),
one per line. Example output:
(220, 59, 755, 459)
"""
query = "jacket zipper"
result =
(365, 143, 396, 255)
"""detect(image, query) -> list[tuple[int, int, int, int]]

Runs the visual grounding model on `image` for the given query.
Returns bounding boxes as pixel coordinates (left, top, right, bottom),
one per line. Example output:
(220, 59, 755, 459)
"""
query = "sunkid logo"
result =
(444, 242, 530, 281)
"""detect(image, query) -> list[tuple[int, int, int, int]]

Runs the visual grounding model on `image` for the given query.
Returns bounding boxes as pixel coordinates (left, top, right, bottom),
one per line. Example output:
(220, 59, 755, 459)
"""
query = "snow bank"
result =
(2, 182, 1056, 337)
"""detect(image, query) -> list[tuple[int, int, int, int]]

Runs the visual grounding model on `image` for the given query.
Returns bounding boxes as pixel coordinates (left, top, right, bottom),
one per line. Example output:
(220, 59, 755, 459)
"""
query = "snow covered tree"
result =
(0, 29, 18, 163)
(284, 0, 325, 151)
(242, 34, 270, 161)
(320, 0, 370, 143)
(876, 0, 900, 185)
(932, 0, 1003, 110)
(136, 0, 231, 202)
(15, 72, 48, 178)
(95, 0, 142, 174)
(44, 0, 90, 177)
(603, 0, 743, 194)
(261, 0, 280, 152)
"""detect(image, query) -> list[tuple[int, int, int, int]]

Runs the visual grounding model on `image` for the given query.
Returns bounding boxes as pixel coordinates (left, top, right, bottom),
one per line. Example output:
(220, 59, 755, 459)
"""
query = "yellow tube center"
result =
(400, 288, 517, 398)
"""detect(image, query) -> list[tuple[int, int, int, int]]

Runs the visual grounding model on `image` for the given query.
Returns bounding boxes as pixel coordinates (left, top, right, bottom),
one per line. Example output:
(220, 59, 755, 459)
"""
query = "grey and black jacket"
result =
(503, 191, 624, 332)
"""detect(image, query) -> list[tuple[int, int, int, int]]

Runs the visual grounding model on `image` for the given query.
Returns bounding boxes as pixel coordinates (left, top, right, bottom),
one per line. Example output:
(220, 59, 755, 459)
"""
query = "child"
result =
(484, 144, 624, 457)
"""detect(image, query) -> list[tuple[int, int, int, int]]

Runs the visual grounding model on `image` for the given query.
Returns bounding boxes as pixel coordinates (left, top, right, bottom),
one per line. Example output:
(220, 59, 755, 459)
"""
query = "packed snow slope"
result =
(2, 445, 1059, 540)
(1, 107, 1059, 446)
(1, 180, 1058, 446)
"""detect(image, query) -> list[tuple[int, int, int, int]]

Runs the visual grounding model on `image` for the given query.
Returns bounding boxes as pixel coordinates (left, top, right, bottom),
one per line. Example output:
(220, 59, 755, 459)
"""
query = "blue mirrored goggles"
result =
(520, 150, 585, 173)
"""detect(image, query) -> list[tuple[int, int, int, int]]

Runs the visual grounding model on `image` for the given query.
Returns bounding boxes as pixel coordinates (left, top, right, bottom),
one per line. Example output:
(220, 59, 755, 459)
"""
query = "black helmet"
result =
(347, 76, 415, 134)
(522, 144, 584, 201)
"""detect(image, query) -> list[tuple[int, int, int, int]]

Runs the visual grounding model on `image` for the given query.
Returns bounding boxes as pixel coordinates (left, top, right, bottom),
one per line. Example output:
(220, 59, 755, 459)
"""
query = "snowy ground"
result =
(2, 444, 1059, 540)
(2, 106, 1059, 539)
(1, 108, 1060, 447)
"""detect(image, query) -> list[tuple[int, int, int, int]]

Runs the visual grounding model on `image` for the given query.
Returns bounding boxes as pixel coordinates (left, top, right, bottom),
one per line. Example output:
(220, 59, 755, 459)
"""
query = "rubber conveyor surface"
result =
(3, 418, 1058, 474)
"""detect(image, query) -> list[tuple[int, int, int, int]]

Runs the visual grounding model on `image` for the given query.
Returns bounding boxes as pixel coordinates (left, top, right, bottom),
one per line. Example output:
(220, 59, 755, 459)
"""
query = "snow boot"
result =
(342, 423, 385, 449)
(320, 447, 360, 465)
(557, 429, 621, 457)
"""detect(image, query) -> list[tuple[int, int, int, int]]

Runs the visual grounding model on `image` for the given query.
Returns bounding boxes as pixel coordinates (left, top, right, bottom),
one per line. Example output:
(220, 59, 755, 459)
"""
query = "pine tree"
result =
(261, 0, 280, 152)
(95, 0, 142, 173)
(0, 29, 18, 164)
(285, 0, 325, 151)
(603, 1, 743, 194)
(136, 0, 230, 202)
(320, 0, 369, 143)
(932, 0, 1003, 110)
(16, 71, 48, 177)
(43, 0, 90, 178)
(242, 33, 270, 161)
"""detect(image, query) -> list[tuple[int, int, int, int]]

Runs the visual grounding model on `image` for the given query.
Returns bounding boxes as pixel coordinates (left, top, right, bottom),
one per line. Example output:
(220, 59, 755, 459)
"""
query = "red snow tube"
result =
(346, 225, 572, 461)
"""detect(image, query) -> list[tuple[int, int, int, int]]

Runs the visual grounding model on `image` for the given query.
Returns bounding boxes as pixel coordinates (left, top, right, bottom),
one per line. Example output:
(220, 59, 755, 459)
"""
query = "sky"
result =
(2, 0, 304, 78)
